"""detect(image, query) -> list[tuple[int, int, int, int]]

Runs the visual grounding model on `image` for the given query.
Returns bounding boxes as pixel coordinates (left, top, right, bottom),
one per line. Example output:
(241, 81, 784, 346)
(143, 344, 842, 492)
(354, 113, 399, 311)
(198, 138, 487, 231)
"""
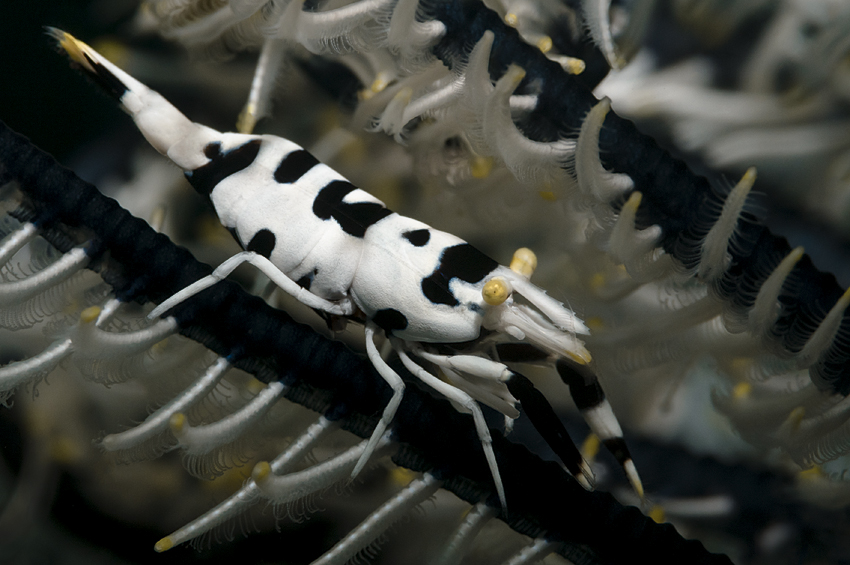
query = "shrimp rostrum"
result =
(52, 29, 643, 510)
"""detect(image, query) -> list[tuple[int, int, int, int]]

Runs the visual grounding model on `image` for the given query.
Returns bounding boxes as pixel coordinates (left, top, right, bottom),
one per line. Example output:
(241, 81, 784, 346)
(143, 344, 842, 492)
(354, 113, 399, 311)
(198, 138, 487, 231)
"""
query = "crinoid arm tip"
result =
(252, 460, 272, 482)
(154, 536, 174, 553)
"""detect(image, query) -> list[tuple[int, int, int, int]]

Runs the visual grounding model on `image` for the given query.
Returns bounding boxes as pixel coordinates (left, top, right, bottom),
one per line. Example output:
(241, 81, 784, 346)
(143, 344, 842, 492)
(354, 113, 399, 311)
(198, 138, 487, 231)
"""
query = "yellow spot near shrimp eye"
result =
(538, 190, 557, 201)
(470, 156, 493, 178)
(154, 537, 174, 553)
(510, 247, 537, 278)
(732, 382, 752, 400)
(537, 36, 553, 53)
(504, 13, 518, 27)
(252, 461, 272, 482)
(586, 317, 605, 331)
(482, 278, 511, 305)
(580, 433, 600, 461)
(79, 305, 101, 324)
(169, 412, 186, 433)
(648, 505, 665, 524)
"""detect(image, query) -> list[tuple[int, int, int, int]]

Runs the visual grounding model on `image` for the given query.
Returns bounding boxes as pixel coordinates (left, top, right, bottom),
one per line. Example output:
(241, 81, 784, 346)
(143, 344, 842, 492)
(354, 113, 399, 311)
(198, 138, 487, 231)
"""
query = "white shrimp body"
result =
(54, 29, 642, 511)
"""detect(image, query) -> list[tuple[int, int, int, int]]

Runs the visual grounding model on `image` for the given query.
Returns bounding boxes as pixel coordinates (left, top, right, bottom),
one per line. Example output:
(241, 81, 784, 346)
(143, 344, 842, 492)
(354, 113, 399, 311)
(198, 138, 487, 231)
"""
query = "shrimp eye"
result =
(510, 247, 537, 278)
(482, 278, 512, 305)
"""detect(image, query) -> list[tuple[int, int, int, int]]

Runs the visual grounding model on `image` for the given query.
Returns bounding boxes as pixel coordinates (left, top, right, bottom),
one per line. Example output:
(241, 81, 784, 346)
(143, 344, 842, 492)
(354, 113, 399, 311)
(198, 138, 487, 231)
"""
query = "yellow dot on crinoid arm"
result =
(732, 381, 752, 400)
(169, 412, 186, 434)
(648, 505, 665, 523)
(154, 537, 174, 553)
(252, 461, 272, 482)
(482, 278, 511, 305)
(79, 305, 101, 324)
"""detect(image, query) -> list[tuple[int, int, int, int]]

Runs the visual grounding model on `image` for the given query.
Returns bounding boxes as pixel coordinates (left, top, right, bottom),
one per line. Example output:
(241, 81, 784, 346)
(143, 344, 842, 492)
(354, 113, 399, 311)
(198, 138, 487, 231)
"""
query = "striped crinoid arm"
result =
(0, 121, 729, 563)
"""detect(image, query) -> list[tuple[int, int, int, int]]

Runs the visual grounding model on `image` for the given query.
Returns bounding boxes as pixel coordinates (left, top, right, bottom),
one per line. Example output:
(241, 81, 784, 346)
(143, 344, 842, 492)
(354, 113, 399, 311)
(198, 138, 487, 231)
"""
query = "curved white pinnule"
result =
(252, 432, 396, 504)
(170, 380, 287, 455)
(100, 356, 231, 452)
(310, 473, 443, 565)
(155, 416, 339, 552)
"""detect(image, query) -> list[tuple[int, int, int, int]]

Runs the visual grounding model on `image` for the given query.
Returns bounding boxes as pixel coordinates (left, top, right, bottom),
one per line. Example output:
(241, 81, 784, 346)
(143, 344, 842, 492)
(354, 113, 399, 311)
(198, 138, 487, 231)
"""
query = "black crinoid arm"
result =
(0, 120, 730, 564)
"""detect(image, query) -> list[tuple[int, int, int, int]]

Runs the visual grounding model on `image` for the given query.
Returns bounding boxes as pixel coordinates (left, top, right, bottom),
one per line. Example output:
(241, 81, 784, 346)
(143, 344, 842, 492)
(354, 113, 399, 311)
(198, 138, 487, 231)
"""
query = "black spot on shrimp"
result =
(312, 180, 393, 237)
(274, 149, 320, 184)
(247, 229, 276, 259)
(295, 269, 317, 290)
(402, 229, 430, 247)
(372, 308, 409, 332)
(185, 140, 262, 196)
(421, 244, 498, 307)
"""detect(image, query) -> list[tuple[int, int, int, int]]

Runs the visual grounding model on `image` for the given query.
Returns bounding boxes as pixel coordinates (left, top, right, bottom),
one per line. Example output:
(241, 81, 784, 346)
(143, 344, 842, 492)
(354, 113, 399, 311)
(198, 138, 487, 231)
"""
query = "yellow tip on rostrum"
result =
(79, 305, 101, 324)
(154, 537, 174, 553)
(482, 278, 512, 305)
(48, 28, 93, 71)
(252, 461, 272, 482)
(510, 247, 538, 278)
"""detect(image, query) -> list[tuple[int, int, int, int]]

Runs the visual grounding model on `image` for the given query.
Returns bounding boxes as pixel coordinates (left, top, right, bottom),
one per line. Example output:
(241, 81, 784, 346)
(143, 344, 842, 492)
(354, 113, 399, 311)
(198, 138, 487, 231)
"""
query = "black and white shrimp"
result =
(51, 29, 644, 511)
